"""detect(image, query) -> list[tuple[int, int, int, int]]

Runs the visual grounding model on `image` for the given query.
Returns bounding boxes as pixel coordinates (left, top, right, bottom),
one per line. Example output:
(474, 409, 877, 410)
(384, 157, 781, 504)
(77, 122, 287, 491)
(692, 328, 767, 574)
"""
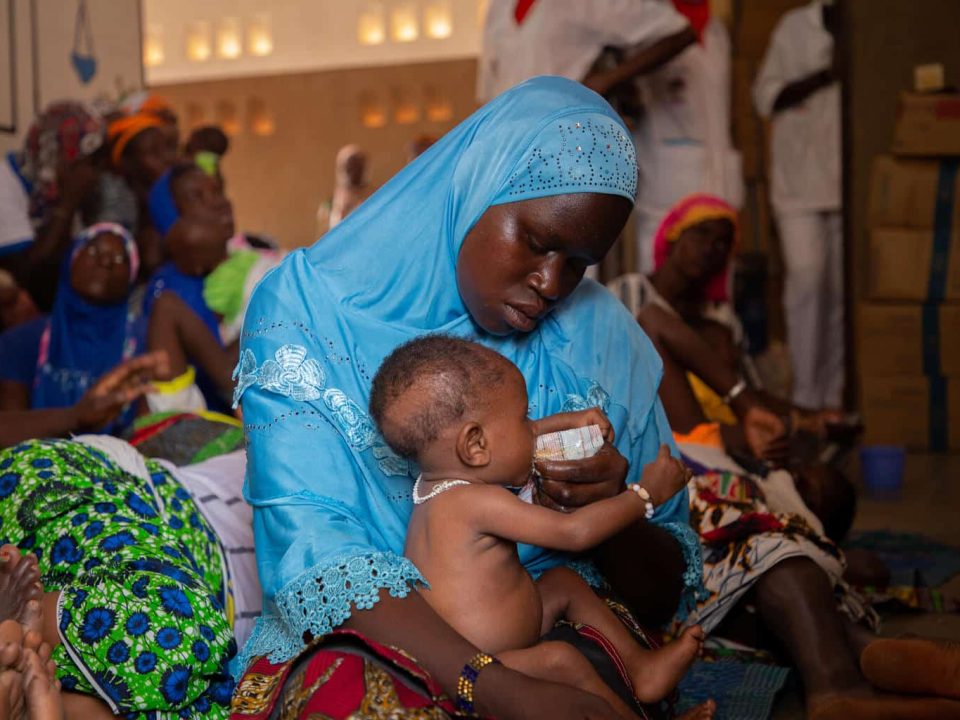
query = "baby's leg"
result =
(538, 566, 703, 703)
(499, 642, 641, 720)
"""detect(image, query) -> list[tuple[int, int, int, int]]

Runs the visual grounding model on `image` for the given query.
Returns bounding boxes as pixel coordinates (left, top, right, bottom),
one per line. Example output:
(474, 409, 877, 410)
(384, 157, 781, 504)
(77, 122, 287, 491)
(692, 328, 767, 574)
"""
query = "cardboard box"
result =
(857, 303, 960, 377)
(860, 375, 960, 450)
(867, 227, 960, 300)
(868, 156, 960, 230)
(892, 92, 960, 157)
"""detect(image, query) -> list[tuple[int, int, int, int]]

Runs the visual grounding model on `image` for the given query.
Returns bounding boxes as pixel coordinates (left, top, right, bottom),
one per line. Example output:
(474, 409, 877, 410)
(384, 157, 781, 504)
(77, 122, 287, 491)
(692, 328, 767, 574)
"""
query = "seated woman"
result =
(616, 196, 960, 717)
(0, 431, 261, 719)
(608, 194, 851, 468)
(144, 165, 279, 415)
(232, 77, 714, 720)
(0, 223, 154, 438)
(0, 102, 107, 312)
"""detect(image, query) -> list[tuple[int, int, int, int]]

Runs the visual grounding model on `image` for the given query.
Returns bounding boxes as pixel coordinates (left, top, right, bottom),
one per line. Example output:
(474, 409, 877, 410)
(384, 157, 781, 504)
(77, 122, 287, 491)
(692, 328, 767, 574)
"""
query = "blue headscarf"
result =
(33, 223, 143, 431)
(234, 77, 700, 671)
(147, 169, 179, 236)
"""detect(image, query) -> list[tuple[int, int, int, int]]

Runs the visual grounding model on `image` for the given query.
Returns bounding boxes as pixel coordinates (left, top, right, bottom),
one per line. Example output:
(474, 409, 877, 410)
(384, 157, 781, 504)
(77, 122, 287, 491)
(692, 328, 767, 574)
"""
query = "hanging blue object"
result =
(71, 0, 97, 85)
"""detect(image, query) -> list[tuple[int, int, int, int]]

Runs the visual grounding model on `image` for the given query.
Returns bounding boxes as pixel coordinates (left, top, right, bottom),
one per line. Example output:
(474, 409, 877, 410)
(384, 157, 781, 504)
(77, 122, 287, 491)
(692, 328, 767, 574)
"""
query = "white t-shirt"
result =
(0, 156, 34, 253)
(478, 0, 689, 102)
(752, 1, 840, 214)
(634, 19, 743, 215)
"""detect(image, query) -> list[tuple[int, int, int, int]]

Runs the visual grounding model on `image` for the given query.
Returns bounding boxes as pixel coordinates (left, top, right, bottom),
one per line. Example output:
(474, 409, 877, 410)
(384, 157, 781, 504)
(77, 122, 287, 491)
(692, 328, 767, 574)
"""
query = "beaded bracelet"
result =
(455, 652, 501, 715)
(627, 483, 655, 519)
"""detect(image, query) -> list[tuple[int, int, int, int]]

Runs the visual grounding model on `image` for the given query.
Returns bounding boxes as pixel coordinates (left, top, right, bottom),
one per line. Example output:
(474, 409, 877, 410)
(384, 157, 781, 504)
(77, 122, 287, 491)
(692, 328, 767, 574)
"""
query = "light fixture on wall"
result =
(246, 13, 273, 57)
(424, 84, 453, 122)
(391, 2, 419, 42)
(248, 97, 276, 137)
(217, 17, 243, 60)
(359, 91, 388, 129)
(186, 20, 212, 62)
(393, 88, 420, 125)
(424, 0, 452, 39)
(358, 3, 386, 45)
(215, 99, 242, 136)
(143, 24, 165, 67)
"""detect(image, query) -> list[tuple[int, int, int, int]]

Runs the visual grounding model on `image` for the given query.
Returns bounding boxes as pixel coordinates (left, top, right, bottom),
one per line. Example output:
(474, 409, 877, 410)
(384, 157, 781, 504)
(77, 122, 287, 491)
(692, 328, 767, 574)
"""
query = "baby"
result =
(370, 335, 703, 718)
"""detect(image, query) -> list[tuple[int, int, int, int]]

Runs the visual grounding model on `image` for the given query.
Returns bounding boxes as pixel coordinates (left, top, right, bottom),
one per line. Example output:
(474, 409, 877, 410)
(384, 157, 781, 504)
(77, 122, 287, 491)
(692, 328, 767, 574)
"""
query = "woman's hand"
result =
(741, 405, 787, 464)
(534, 442, 628, 511)
(532, 408, 615, 443)
(72, 352, 169, 431)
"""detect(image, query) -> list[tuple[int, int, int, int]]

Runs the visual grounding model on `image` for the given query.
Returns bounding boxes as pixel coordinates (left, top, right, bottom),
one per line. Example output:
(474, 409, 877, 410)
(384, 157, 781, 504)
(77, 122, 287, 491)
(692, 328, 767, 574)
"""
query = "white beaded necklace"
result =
(412, 475, 470, 505)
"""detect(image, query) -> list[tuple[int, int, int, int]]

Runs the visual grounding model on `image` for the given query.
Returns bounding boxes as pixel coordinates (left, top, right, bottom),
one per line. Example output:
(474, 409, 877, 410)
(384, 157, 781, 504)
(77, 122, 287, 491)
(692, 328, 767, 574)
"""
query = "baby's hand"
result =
(532, 408, 614, 443)
(639, 445, 692, 506)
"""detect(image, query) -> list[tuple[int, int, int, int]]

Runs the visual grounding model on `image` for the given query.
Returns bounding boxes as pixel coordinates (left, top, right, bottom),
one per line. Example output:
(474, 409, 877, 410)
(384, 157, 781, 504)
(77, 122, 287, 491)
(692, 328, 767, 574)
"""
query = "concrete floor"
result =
(771, 452, 960, 719)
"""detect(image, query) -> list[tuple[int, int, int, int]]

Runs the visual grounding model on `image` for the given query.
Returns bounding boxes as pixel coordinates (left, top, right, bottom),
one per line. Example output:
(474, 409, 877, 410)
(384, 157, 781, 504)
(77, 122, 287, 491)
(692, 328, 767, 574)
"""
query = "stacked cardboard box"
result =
(861, 96, 960, 449)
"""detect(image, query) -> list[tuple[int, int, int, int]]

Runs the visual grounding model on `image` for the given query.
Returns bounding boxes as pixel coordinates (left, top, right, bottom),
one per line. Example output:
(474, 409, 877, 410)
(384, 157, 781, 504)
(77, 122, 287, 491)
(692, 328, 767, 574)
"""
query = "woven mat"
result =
(675, 658, 791, 720)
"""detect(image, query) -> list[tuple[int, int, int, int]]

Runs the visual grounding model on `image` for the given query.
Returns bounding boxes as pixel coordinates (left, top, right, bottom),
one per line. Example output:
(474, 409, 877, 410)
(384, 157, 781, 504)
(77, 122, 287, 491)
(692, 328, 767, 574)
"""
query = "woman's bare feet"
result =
(861, 638, 960, 700)
(0, 619, 24, 720)
(21, 649, 62, 720)
(677, 699, 716, 719)
(0, 547, 43, 629)
(630, 625, 704, 703)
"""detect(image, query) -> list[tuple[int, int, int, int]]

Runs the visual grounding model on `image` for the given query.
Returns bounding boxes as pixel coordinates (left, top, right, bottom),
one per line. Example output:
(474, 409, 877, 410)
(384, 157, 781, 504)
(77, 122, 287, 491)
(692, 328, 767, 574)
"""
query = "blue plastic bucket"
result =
(860, 445, 906, 497)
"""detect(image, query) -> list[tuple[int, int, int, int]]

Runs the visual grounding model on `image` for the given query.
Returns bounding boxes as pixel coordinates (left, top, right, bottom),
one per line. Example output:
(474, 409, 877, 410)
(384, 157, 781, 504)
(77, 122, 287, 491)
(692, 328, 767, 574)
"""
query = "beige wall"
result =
(0, 0, 142, 155)
(156, 58, 479, 248)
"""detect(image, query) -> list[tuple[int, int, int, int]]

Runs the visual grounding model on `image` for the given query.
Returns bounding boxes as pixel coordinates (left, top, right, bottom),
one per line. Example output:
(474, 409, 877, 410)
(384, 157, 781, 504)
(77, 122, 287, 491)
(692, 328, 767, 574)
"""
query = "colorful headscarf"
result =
(120, 91, 177, 123)
(672, 0, 710, 42)
(652, 193, 738, 302)
(108, 113, 165, 167)
(18, 100, 105, 226)
(33, 223, 144, 431)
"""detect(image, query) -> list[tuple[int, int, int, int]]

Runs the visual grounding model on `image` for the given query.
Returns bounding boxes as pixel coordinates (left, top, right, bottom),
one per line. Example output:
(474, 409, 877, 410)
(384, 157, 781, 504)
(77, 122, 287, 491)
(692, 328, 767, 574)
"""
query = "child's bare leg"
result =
(499, 642, 641, 720)
(538, 566, 703, 703)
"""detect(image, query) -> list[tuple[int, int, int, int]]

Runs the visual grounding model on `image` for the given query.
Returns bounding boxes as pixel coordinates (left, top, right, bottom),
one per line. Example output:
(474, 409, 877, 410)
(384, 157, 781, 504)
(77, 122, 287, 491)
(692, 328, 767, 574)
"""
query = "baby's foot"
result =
(22, 649, 63, 720)
(0, 547, 42, 628)
(630, 625, 704, 703)
(861, 638, 960, 700)
(677, 699, 716, 720)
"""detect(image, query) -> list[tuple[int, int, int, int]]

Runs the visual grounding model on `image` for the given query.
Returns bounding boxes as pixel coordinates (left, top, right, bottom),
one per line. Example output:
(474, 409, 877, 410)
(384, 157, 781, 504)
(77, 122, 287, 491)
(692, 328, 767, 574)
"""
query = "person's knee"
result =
(755, 556, 828, 608)
(538, 641, 589, 675)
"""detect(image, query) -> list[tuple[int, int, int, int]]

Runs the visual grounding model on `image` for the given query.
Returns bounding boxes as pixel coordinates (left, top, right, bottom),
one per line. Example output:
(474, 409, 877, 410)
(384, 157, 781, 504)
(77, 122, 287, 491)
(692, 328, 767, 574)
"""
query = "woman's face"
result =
(457, 193, 632, 336)
(173, 168, 236, 238)
(70, 232, 131, 304)
(130, 127, 177, 187)
(671, 218, 734, 284)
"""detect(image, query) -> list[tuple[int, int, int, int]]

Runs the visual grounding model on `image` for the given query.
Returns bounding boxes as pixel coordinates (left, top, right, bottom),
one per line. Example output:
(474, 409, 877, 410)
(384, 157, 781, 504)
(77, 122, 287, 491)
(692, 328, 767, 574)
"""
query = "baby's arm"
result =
(466, 484, 644, 552)
(531, 408, 614, 443)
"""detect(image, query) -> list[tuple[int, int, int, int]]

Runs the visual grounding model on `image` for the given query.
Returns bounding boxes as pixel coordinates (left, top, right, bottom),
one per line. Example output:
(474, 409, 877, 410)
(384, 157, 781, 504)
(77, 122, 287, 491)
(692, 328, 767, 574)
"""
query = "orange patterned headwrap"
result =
(108, 114, 164, 166)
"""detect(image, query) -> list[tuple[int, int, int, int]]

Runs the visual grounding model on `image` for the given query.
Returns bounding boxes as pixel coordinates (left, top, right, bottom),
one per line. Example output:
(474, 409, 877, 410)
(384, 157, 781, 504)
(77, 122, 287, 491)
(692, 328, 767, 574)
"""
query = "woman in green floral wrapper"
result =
(0, 433, 256, 719)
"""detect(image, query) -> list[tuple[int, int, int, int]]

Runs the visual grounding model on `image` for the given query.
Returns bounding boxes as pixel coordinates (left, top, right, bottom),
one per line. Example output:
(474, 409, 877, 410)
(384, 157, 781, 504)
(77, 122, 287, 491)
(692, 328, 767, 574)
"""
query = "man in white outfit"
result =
(633, 0, 744, 273)
(478, 0, 695, 105)
(753, 0, 842, 410)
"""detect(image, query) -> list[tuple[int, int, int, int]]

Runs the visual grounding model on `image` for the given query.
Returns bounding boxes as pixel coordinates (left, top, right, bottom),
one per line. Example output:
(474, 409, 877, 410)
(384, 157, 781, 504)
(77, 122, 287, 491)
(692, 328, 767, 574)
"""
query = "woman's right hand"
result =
(72, 352, 169, 431)
(478, 666, 621, 720)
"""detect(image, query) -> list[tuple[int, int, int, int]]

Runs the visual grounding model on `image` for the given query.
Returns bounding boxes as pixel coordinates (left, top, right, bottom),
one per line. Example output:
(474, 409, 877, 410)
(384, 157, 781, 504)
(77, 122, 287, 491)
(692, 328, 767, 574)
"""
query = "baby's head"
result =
(370, 335, 534, 486)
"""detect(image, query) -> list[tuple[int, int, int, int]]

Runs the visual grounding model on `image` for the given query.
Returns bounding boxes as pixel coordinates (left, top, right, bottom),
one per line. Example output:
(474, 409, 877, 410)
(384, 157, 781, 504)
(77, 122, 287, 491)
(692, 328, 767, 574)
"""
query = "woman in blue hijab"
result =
(0, 223, 148, 436)
(234, 77, 702, 717)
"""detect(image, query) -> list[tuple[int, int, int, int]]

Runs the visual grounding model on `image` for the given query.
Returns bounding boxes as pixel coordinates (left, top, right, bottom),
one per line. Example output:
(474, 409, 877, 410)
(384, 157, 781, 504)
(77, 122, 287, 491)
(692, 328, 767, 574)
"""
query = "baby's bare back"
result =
(405, 487, 544, 654)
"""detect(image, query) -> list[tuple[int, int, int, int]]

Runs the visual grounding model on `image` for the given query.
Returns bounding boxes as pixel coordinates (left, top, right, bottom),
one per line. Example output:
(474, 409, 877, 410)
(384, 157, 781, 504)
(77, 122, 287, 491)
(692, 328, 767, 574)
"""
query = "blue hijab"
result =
(234, 77, 700, 670)
(33, 223, 143, 431)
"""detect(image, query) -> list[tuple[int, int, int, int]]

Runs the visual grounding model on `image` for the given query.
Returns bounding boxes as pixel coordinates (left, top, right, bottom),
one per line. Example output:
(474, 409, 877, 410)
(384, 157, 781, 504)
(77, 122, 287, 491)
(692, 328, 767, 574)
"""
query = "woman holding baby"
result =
(235, 75, 960, 720)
